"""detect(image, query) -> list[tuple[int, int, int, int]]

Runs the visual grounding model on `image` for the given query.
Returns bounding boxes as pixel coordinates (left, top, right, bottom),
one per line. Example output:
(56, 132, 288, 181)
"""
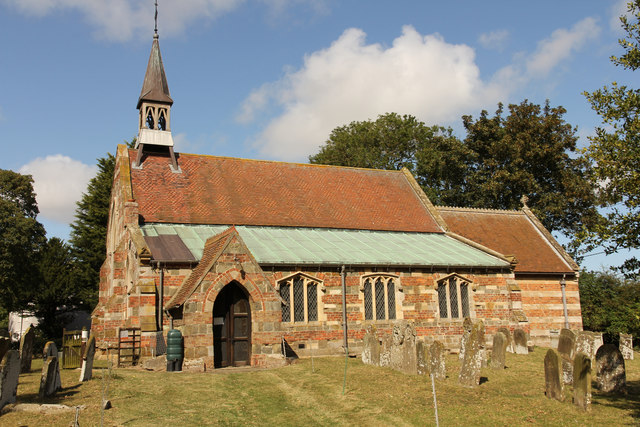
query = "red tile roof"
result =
(129, 150, 443, 233)
(437, 207, 576, 273)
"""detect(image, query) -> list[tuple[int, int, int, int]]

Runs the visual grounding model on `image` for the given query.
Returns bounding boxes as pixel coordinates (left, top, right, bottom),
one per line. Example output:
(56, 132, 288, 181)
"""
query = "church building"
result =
(91, 30, 582, 369)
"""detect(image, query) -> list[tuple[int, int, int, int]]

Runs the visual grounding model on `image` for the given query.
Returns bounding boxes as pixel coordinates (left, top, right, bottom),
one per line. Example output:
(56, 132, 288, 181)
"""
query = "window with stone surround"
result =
(437, 274, 472, 319)
(278, 273, 323, 323)
(361, 274, 400, 321)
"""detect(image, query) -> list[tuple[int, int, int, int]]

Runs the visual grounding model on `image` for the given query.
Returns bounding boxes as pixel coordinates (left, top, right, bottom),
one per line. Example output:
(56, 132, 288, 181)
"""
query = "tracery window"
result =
(362, 275, 399, 321)
(278, 273, 322, 323)
(437, 275, 471, 319)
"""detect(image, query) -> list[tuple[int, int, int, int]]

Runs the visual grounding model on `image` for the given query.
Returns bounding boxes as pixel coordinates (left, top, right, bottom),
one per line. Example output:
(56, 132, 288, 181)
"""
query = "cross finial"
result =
(520, 194, 529, 207)
(154, 0, 158, 36)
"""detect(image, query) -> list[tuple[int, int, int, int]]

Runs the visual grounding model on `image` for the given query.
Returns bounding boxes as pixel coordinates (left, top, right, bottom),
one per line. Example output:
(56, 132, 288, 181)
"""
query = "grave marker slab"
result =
(428, 340, 446, 380)
(572, 352, 592, 411)
(416, 341, 427, 376)
(490, 332, 507, 370)
(557, 329, 576, 384)
(620, 334, 634, 360)
(0, 350, 20, 411)
(19, 326, 34, 374)
(595, 344, 626, 393)
(459, 320, 484, 387)
(497, 327, 513, 353)
(79, 334, 96, 382)
(513, 328, 528, 355)
(39, 356, 60, 398)
(544, 349, 564, 401)
(42, 342, 61, 391)
(459, 317, 473, 361)
(361, 325, 380, 366)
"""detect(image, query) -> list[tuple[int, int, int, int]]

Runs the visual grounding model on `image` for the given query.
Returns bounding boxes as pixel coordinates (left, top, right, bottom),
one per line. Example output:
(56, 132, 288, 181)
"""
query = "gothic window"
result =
(145, 108, 155, 129)
(437, 275, 471, 319)
(158, 110, 167, 130)
(278, 273, 322, 323)
(362, 275, 399, 321)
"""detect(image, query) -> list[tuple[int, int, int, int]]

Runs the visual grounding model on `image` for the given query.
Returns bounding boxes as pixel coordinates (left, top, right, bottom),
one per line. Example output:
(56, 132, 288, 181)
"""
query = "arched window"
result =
(437, 275, 471, 319)
(278, 273, 322, 323)
(362, 275, 399, 321)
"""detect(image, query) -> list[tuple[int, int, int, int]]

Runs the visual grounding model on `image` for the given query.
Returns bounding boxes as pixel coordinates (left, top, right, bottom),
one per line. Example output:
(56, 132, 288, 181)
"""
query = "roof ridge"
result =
(436, 205, 524, 215)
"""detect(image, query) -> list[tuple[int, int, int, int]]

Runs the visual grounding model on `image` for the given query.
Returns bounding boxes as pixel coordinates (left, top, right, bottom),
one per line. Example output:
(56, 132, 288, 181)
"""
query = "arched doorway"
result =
(212, 282, 251, 368)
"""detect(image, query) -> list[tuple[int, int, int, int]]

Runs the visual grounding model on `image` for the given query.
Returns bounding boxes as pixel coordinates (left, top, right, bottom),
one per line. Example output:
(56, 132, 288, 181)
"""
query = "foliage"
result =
(0, 169, 46, 313)
(584, 0, 640, 277)
(579, 270, 640, 344)
(68, 153, 115, 309)
(310, 103, 600, 254)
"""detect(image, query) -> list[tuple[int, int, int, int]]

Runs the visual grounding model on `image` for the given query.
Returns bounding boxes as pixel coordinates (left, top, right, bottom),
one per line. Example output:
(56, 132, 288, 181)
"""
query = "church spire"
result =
(133, 1, 179, 172)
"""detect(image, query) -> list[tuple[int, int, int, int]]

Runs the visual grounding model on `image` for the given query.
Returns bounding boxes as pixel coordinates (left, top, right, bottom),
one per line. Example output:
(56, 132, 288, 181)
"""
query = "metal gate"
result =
(62, 329, 83, 369)
(118, 328, 141, 367)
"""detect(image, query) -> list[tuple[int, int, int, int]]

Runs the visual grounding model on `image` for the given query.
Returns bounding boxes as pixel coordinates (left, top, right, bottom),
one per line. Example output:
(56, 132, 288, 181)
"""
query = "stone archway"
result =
(212, 281, 251, 368)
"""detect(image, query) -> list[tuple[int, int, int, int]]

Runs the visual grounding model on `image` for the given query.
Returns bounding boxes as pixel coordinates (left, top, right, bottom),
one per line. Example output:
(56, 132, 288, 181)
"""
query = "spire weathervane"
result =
(154, 0, 158, 36)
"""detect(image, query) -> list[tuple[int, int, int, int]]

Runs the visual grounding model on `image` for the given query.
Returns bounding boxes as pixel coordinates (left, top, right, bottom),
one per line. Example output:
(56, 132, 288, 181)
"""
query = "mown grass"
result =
(3, 347, 639, 426)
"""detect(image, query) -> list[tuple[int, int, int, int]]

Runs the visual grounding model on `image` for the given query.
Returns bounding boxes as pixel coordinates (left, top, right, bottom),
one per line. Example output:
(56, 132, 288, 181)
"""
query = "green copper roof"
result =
(141, 224, 510, 268)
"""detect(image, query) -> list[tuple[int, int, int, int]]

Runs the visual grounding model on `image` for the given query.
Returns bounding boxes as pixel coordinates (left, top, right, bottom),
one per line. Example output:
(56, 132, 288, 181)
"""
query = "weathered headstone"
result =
(19, 326, 35, 373)
(572, 352, 591, 411)
(428, 340, 446, 380)
(459, 320, 484, 387)
(39, 356, 60, 398)
(0, 337, 10, 363)
(557, 328, 576, 384)
(79, 334, 96, 382)
(513, 328, 528, 355)
(361, 325, 380, 366)
(544, 349, 564, 401)
(0, 350, 20, 411)
(620, 333, 634, 360)
(575, 331, 596, 362)
(416, 341, 427, 375)
(595, 344, 626, 393)
(42, 342, 61, 391)
(497, 327, 514, 353)
(379, 335, 392, 367)
(459, 317, 473, 361)
(490, 332, 507, 369)
(392, 323, 417, 375)
(593, 333, 603, 357)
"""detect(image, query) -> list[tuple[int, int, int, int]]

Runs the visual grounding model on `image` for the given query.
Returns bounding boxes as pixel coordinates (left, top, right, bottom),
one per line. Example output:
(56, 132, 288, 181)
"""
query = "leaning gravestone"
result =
(544, 349, 564, 401)
(0, 337, 10, 363)
(497, 327, 514, 353)
(361, 325, 380, 366)
(428, 340, 446, 380)
(490, 332, 507, 369)
(459, 317, 474, 361)
(557, 329, 576, 384)
(42, 342, 61, 391)
(595, 344, 626, 393)
(513, 328, 528, 355)
(573, 352, 591, 411)
(459, 320, 484, 387)
(0, 350, 20, 411)
(620, 333, 634, 360)
(79, 334, 96, 382)
(19, 326, 35, 373)
(39, 356, 60, 398)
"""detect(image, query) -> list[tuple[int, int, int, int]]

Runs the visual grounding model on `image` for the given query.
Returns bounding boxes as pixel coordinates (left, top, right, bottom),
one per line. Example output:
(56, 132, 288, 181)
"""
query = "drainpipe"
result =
(341, 265, 349, 355)
(560, 274, 569, 329)
(155, 262, 164, 331)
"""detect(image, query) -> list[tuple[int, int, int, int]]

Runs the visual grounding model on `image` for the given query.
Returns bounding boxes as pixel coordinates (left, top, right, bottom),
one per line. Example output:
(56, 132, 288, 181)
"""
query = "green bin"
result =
(166, 329, 183, 372)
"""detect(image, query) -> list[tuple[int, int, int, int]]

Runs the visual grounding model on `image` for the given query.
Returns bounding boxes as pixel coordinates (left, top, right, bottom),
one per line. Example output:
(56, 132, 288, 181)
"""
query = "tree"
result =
(461, 100, 600, 251)
(0, 170, 46, 313)
(584, 0, 640, 277)
(68, 154, 115, 309)
(309, 113, 471, 204)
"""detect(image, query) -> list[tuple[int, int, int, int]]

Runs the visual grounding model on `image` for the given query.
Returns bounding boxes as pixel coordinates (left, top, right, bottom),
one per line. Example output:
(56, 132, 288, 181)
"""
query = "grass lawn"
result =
(3, 347, 639, 426)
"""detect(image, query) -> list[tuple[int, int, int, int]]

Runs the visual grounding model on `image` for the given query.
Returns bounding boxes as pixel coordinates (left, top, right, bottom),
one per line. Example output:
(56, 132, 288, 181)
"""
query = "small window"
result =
(437, 276, 471, 319)
(278, 273, 321, 323)
(362, 275, 398, 321)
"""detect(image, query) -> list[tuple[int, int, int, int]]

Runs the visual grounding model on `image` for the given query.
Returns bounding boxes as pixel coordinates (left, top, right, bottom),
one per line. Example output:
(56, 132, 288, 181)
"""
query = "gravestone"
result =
(513, 328, 528, 355)
(459, 317, 474, 361)
(490, 332, 507, 369)
(416, 341, 427, 375)
(0, 337, 10, 363)
(544, 349, 564, 401)
(361, 325, 380, 366)
(19, 326, 35, 373)
(79, 334, 96, 382)
(459, 320, 484, 387)
(379, 335, 392, 367)
(572, 352, 591, 411)
(497, 327, 514, 353)
(620, 334, 634, 360)
(576, 331, 596, 362)
(392, 323, 417, 375)
(595, 344, 626, 393)
(428, 340, 446, 380)
(39, 356, 61, 398)
(42, 342, 61, 391)
(593, 333, 604, 356)
(0, 350, 20, 411)
(557, 329, 576, 384)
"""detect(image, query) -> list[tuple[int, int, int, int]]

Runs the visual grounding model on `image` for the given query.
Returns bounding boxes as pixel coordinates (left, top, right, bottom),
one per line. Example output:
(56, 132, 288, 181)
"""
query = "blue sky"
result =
(0, 0, 636, 271)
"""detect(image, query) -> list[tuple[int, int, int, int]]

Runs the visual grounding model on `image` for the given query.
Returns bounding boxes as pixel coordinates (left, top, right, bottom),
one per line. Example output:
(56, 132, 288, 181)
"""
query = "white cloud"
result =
(19, 155, 97, 224)
(478, 29, 509, 51)
(525, 17, 600, 77)
(240, 25, 509, 161)
(610, 0, 631, 33)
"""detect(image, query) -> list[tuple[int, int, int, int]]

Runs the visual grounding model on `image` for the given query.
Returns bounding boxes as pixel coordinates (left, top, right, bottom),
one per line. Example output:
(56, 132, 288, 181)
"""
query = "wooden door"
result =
(213, 283, 251, 368)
